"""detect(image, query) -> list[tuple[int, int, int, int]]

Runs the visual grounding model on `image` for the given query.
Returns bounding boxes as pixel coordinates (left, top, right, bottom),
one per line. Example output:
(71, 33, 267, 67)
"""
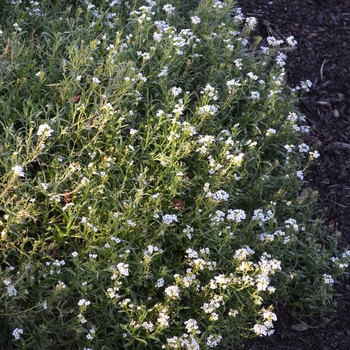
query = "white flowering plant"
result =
(0, 0, 349, 349)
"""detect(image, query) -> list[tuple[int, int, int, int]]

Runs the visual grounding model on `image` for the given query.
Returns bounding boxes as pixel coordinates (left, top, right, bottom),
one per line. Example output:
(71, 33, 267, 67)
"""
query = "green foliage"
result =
(0, 0, 349, 349)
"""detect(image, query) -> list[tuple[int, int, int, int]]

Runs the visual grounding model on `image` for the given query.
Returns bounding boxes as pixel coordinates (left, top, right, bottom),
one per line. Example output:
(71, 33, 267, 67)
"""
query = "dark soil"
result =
(235, 0, 350, 349)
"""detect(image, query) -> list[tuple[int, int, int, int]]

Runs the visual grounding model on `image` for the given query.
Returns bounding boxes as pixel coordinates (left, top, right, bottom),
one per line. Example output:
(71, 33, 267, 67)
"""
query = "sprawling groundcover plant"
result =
(1, 0, 349, 349)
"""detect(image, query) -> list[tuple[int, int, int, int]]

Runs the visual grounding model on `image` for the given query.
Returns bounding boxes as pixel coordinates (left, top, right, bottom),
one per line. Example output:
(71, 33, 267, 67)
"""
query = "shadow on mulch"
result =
(234, 0, 350, 348)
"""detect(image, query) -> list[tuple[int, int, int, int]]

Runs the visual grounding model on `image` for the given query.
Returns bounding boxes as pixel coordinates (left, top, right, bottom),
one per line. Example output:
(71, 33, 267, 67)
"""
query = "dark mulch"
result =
(234, 0, 350, 349)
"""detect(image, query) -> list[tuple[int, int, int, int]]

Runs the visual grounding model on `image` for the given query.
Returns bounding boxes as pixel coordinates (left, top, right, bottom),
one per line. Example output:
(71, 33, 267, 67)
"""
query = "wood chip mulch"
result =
(234, 0, 350, 349)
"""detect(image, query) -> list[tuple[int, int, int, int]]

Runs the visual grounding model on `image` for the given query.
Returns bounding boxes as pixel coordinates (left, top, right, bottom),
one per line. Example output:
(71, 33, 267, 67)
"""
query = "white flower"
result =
(117, 262, 129, 276)
(7, 285, 17, 297)
(164, 285, 180, 299)
(227, 209, 246, 222)
(92, 77, 100, 84)
(156, 278, 164, 288)
(251, 91, 260, 100)
(246, 17, 257, 30)
(284, 144, 294, 152)
(191, 16, 201, 24)
(298, 143, 309, 152)
(234, 246, 255, 260)
(309, 150, 320, 159)
(247, 72, 258, 80)
(78, 299, 91, 306)
(210, 210, 225, 223)
(234, 58, 243, 69)
(226, 79, 241, 91)
(12, 328, 23, 340)
(163, 4, 175, 15)
(13, 23, 22, 31)
(323, 274, 334, 284)
(198, 104, 219, 116)
(185, 319, 200, 334)
(286, 35, 297, 46)
(253, 323, 268, 336)
(263, 309, 277, 322)
(207, 334, 222, 347)
(126, 219, 136, 226)
(211, 190, 229, 201)
(78, 313, 88, 324)
(153, 31, 163, 42)
(12, 165, 25, 177)
(142, 321, 155, 332)
(276, 52, 286, 67)
(157, 309, 170, 328)
(300, 79, 312, 92)
(162, 214, 178, 225)
(267, 36, 284, 47)
(266, 128, 276, 136)
(171, 86, 182, 96)
(256, 274, 270, 291)
(37, 123, 54, 137)
(296, 170, 304, 180)
(261, 46, 270, 54)
(158, 66, 168, 77)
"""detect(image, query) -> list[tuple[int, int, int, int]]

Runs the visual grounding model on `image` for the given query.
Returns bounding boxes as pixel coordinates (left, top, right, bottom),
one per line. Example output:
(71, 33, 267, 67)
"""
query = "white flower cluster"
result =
(162, 214, 178, 225)
(106, 285, 121, 299)
(191, 16, 201, 25)
(226, 78, 241, 92)
(234, 246, 255, 260)
(167, 334, 200, 349)
(266, 36, 284, 47)
(117, 262, 129, 276)
(323, 274, 334, 284)
(37, 123, 54, 137)
(12, 165, 25, 177)
(185, 319, 200, 335)
(201, 84, 218, 100)
(208, 208, 246, 226)
(171, 86, 183, 96)
(110, 262, 129, 279)
(12, 328, 23, 340)
(213, 0, 226, 9)
(142, 321, 155, 332)
(246, 17, 257, 30)
(331, 250, 350, 269)
(252, 209, 274, 226)
(143, 245, 163, 257)
(163, 4, 175, 15)
(198, 104, 219, 116)
(78, 298, 91, 307)
(201, 294, 224, 315)
(196, 134, 216, 154)
(174, 271, 198, 289)
(226, 209, 246, 222)
(259, 229, 292, 244)
(253, 307, 277, 336)
(185, 248, 216, 272)
(206, 334, 223, 347)
(3, 278, 17, 297)
(204, 185, 230, 202)
(164, 285, 180, 300)
(80, 216, 98, 232)
(157, 308, 170, 328)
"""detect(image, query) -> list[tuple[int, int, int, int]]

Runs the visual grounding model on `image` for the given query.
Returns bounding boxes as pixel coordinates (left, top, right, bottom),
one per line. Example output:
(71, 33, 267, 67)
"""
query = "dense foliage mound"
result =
(0, 1, 349, 349)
